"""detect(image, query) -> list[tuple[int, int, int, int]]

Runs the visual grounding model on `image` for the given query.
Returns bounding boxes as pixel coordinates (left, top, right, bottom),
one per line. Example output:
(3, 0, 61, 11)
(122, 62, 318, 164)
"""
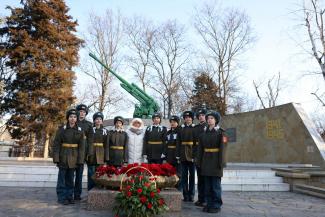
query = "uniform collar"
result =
(113, 127, 124, 132)
(181, 123, 195, 128)
(66, 123, 77, 129)
(204, 125, 220, 132)
(78, 119, 87, 123)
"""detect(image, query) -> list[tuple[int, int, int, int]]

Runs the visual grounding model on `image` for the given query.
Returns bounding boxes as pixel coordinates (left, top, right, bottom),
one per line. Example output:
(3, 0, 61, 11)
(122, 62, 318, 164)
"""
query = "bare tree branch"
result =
(79, 9, 125, 116)
(193, 2, 255, 114)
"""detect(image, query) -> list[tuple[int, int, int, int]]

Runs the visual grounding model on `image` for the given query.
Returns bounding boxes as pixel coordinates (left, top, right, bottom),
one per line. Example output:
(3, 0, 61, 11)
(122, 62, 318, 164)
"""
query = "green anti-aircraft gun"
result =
(89, 53, 160, 118)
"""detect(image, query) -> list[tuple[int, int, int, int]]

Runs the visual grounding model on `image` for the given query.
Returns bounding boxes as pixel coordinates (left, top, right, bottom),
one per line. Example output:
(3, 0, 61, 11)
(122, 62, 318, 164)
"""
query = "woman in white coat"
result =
(126, 118, 145, 164)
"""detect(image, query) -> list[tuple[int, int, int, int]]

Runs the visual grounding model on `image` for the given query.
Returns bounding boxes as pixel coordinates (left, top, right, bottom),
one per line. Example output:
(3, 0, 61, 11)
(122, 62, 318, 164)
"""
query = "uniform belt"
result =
(168, 146, 176, 149)
(148, 141, 162, 145)
(181, 142, 193, 145)
(110, 146, 124, 150)
(62, 143, 78, 148)
(204, 148, 219, 153)
(93, 143, 104, 147)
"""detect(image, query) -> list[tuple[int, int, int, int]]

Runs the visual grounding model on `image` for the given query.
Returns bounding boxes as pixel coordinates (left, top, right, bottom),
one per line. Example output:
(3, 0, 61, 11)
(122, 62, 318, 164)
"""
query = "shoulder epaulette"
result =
(78, 127, 82, 131)
(63, 125, 67, 130)
(181, 124, 185, 128)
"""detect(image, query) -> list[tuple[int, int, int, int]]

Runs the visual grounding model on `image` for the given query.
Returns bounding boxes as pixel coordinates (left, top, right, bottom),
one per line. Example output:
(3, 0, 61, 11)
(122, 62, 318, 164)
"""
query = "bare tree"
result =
(303, 0, 325, 80)
(80, 9, 124, 115)
(124, 16, 156, 92)
(193, 2, 255, 114)
(149, 20, 189, 118)
(253, 72, 282, 108)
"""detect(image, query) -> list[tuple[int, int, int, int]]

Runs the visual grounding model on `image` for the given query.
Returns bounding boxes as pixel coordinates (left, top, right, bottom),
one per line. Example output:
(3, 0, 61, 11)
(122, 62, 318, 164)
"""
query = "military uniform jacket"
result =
(143, 125, 167, 161)
(107, 129, 128, 166)
(165, 127, 180, 165)
(88, 126, 108, 166)
(197, 126, 224, 177)
(77, 119, 94, 160)
(176, 124, 196, 162)
(53, 124, 85, 168)
(194, 122, 207, 163)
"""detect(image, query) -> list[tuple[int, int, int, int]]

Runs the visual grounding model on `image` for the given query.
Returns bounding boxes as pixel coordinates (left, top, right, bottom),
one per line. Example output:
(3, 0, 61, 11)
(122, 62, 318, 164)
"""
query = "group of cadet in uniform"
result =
(53, 104, 225, 213)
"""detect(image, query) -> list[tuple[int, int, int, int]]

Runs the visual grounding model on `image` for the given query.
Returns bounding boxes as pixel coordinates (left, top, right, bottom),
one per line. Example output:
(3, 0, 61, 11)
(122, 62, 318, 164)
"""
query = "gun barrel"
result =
(89, 52, 160, 114)
(89, 53, 128, 85)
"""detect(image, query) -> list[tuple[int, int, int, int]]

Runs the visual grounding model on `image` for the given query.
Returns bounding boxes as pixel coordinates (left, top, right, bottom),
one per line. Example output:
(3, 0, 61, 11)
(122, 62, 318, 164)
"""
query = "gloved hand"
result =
(143, 155, 148, 163)
(161, 154, 166, 159)
(176, 157, 180, 164)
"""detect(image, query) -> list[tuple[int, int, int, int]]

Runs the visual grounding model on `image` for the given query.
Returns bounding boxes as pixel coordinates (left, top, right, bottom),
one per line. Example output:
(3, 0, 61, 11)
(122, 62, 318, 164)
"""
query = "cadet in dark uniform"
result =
(143, 113, 167, 164)
(176, 111, 196, 202)
(194, 109, 207, 207)
(74, 104, 93, 201)
(107, 116, 128, 167)
(53, 109, 85, 205)
(197, 111, 224, 213)
(87, 112, 108, 191)
(165, 115, 182, 190)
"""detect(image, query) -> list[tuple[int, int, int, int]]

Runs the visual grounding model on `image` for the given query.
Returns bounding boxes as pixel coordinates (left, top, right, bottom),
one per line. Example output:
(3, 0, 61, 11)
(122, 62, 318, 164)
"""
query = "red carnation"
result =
(126, 185, 131, 190)
(144, 182, 150, 187)
(159, 198, 164, 206)
(137, 188, 143, 194)
(126, 191, 132, 197)
(157, 188, 161, 193)
(140, 196, 147, 204)
(147, 203, 153, 209)
(150, 192, 155, 198)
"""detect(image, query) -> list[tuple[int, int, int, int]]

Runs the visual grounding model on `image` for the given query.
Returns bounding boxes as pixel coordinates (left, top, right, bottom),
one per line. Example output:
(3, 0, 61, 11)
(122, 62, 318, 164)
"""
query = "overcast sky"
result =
(1, 0, 324, 120)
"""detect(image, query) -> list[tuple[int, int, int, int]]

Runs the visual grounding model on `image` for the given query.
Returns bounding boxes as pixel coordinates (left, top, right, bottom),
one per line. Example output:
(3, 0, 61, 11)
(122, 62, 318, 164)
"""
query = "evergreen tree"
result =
(0, 0, 83, 157)
(190, 72, 225, 115)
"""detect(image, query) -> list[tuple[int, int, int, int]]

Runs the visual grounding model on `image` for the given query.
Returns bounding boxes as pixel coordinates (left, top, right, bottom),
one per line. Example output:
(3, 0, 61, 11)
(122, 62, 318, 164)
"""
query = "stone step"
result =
(222, 176, 284, 184)
(0, 179, 289, 191)
(0, 180, 87, 188)
(0, 164, 289, 191)
(0, 172, 283, 183)
(224, 170, 277, 178)
(0, 165, 277, 177)
(222, 183, 290, 191)
(293, 184, 325, 196)
(0, 173, 88, 181)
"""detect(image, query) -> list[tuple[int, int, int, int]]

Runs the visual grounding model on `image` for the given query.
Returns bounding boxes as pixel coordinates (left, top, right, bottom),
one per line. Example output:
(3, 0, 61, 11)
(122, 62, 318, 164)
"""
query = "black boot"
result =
(207, 208, 221, 213)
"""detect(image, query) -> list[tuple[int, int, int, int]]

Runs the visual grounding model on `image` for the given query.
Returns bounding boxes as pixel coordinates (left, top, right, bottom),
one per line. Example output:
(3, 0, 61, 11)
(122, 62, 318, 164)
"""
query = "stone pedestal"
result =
(87, 188, 182, 212)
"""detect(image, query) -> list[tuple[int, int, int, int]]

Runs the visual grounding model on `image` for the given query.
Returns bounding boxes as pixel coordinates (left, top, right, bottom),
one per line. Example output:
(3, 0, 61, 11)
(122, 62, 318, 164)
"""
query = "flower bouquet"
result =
(113, 167, 168, 217)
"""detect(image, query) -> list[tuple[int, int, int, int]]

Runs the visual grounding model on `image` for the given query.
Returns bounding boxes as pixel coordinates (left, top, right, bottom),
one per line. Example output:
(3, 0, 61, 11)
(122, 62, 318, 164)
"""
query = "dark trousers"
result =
(87, 165, 96, 191)
(204, 176, 223, 209)
(56, 167, 74, 202)
(196, 166, 206, 203)
(74, 164, 84, 198)
(148, 159, 163, 164)
(171, 162, 182, 191)
(181, 161, 195, 200)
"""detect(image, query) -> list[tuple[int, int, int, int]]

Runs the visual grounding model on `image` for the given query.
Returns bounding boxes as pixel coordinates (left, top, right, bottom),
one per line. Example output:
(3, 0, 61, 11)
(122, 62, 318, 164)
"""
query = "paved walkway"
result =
(0, 187, 324, 217)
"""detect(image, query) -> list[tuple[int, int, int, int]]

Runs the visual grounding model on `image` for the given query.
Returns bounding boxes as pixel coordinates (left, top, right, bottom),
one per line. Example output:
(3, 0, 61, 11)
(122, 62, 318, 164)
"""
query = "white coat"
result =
(126, 118, 145, 164)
